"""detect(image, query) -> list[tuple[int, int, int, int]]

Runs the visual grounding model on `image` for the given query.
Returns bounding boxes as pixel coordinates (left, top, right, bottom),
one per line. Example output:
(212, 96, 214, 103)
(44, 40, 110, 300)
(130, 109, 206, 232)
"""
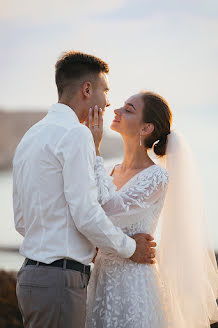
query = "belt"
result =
(25, 258, 90, 275)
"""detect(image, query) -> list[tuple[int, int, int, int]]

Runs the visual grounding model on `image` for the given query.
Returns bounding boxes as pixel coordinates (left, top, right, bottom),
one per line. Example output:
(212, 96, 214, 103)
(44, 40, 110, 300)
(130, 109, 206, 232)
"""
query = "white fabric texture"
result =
(86, 159, 170, 327)
(12, 103, 136, 265)
(156, 130, 218, 327)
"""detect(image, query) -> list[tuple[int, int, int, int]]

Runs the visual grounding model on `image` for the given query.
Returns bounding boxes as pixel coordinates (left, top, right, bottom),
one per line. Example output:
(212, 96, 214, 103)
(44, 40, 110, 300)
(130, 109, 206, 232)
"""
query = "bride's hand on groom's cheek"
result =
(85, 105, 103, 155)
(129, 233, 156, 265)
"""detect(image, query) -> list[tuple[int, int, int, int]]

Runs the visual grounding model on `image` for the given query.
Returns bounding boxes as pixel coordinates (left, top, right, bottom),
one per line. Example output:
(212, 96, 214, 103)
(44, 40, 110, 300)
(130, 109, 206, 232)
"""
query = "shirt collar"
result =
(49, 103, 80, 123)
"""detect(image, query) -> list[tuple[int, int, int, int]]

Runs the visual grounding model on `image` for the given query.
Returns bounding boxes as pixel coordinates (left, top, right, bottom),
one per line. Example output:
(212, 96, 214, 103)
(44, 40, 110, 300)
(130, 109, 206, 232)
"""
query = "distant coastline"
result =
(0, 246, 20, 253)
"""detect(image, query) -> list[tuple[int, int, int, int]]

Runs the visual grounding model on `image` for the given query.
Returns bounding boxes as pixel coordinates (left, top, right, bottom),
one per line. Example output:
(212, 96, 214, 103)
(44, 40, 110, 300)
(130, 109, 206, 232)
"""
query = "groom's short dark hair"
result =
(55, 51, 109, 97)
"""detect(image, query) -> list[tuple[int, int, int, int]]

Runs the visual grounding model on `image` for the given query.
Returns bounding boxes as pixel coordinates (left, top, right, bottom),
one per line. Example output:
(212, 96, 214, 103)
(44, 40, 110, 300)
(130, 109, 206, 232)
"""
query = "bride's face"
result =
(110, 94, 145, 136)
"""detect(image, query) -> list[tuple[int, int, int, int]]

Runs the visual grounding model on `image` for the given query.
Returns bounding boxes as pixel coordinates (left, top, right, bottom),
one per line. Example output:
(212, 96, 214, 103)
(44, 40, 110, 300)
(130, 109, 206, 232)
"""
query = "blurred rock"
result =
(0, 110, 46, 170)
(0, 270, 23, 327)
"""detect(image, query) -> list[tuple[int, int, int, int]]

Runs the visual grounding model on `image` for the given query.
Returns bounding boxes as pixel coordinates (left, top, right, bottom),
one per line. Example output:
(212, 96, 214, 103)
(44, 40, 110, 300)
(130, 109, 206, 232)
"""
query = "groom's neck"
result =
(58, 97, 85, 123)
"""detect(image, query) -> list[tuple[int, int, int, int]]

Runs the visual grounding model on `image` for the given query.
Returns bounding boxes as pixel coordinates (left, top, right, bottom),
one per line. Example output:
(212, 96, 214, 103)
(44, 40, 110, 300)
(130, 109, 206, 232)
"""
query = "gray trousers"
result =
(16, 260, 90, 328)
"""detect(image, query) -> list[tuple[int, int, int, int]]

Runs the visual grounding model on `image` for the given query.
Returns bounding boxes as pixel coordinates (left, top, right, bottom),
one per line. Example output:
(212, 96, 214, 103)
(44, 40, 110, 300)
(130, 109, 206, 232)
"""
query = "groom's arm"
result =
(13, 166, 25, 237)
(55, 125, 136, 259)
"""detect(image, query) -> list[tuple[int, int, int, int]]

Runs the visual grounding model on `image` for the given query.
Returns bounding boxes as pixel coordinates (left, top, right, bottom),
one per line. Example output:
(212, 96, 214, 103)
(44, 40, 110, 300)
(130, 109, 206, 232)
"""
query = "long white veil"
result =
(156, 130, 218, 327)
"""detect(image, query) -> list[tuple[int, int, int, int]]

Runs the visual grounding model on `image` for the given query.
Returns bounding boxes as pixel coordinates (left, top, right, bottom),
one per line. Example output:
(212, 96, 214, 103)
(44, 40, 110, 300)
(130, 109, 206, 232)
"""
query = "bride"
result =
(85, 91, 218, 327)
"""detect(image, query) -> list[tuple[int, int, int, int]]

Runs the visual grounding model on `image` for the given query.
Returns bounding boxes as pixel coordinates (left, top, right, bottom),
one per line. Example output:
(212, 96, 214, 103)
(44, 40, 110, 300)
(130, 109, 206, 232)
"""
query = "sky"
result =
(1, 0, 218, 114)
(0, 0, 218, 246)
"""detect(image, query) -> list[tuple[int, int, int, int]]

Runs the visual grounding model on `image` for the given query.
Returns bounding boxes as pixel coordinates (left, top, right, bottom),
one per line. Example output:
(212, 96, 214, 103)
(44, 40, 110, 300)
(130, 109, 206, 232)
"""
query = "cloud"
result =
(85, 13, 218, 109)
(96, 0, 218, 20)
(0, 3, 217, 115)
(0, 0, 126, 22)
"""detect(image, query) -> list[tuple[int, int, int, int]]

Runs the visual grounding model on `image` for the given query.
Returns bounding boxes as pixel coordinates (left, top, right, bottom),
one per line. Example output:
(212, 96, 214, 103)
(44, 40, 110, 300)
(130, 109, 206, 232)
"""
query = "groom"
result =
(13, 51, 156, 327)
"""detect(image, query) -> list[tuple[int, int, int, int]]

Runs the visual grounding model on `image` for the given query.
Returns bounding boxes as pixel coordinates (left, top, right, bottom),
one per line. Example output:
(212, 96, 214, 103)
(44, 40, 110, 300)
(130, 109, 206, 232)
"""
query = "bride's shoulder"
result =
(141, 164, 169, 186)
(153, 164, 169, 176)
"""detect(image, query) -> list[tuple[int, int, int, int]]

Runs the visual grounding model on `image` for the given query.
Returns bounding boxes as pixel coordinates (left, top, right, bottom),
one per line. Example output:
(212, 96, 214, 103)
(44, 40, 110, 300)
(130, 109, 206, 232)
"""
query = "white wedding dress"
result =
(86, 157, 170, 328)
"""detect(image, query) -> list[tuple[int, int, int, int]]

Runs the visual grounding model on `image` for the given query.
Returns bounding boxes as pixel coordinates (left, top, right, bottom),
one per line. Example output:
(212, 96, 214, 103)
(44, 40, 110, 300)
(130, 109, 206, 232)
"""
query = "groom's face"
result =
(90, 72, 110, 114)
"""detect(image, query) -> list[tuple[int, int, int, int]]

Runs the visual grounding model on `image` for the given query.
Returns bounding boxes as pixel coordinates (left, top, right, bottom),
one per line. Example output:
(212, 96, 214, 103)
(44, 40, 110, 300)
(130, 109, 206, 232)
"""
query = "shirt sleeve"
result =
(94, 156, 169, 219)
(55, 126, 136, 259)
(13, 167, 25, 237)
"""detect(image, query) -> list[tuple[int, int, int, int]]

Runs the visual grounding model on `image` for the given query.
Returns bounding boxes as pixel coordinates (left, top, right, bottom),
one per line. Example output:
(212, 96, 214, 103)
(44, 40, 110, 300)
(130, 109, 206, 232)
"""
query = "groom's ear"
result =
(82, 81, 93, 98)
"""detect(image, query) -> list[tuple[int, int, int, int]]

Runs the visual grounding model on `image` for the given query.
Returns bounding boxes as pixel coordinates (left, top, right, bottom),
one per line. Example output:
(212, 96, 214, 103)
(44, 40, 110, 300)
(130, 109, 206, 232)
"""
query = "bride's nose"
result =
(114, 108, 121, 115)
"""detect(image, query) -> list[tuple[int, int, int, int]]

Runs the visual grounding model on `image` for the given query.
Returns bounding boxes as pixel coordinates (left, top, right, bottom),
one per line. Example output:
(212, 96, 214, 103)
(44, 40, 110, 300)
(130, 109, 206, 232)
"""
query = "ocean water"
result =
(0, 154, 218, 272)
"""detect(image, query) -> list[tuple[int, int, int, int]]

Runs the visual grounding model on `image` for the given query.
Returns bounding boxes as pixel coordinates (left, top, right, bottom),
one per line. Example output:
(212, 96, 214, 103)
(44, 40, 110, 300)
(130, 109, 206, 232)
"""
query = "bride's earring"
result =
(139, 134, 142, 146)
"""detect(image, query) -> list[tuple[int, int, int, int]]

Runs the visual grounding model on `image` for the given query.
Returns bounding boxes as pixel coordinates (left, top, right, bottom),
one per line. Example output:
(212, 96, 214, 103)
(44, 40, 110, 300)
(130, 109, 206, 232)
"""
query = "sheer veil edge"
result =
(155, 129, 218, 327)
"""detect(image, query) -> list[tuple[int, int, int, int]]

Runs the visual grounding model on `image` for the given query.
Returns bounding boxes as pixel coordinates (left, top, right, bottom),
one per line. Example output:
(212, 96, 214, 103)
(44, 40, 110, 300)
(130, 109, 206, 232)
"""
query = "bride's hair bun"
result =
(141, 91, 172, 157)
(153, 134, 169, 156)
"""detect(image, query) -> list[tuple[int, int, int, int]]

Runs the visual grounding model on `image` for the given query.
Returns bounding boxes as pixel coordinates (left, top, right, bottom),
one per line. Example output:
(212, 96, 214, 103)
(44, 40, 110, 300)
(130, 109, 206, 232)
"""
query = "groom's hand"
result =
(129, 233, 156, 264)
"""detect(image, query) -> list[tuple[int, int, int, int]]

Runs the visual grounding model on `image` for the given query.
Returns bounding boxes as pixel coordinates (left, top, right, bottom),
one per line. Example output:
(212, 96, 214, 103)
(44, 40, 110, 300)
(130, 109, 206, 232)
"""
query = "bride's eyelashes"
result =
(123, 106, 132, 113)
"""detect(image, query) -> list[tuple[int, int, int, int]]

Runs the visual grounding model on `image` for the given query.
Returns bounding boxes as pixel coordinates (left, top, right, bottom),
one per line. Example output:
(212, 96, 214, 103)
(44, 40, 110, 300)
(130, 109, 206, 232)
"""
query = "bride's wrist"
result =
(96, 148, 100, 156)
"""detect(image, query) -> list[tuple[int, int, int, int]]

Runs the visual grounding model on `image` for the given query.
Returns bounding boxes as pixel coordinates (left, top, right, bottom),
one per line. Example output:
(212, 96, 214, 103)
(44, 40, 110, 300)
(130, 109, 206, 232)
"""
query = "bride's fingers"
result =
(148, 241, 156, 248)
(94, 105, 98, 129)
(142, 257, 156, 265)
(89, 108, 92, 128)
(144, 234, 154, 241)
(99, 108, 103, 130)
(146, 257, 156, 264)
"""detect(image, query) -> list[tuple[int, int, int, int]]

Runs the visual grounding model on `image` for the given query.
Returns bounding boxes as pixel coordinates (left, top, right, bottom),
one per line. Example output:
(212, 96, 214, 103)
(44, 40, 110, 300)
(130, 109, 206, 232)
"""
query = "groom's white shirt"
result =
(13, 103, 136, 264)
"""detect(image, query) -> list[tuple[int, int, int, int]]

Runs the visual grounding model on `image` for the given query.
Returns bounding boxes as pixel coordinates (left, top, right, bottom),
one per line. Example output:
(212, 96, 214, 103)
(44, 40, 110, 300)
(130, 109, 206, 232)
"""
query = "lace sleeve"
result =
(94, 156, 169, 216)
(94, 156, 117, 205)
(104, 167, 169, 218)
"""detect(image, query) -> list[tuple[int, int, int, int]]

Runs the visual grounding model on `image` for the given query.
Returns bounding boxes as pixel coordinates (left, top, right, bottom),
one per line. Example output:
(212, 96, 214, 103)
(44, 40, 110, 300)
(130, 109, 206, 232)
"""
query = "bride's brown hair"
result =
(141, 91, 172, 157)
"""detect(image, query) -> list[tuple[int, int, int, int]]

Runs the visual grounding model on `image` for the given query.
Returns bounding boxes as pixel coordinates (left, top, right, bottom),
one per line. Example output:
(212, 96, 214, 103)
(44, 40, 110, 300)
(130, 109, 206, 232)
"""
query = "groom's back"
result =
(13, 108, 75, 208)
(13, 116, 67, 209)
(12, 104, 94, 263)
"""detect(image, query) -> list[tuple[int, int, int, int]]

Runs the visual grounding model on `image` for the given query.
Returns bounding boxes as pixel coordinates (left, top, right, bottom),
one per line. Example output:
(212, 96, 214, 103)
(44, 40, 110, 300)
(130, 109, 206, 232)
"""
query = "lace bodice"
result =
(94, 156, 169, 237)
(86, 157, 170, 328)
